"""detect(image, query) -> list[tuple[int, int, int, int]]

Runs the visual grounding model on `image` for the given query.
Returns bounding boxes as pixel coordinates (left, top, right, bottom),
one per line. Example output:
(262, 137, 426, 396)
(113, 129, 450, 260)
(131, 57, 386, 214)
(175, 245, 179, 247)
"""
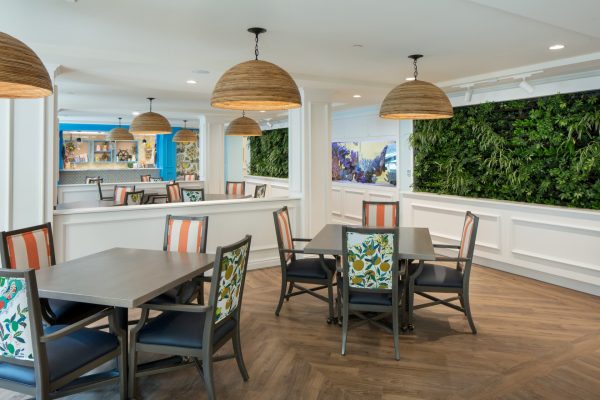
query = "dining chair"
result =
(129, 235, 252, 400)
(183, 174, 196, 181)
(96, 180, 111, 201)
(166, 182, 182, 203)
(273, 206, 337, 323)
(225, 181, 245, 196)
(113, 185, 136, 206)
(409, 211, 480, 334)
(150, 177, 163, 182)
(181, 188, 205, 202)
(0, 222, 106, 326)
(339, 226, 402, 360)
(124, 190, 145, 206)
(85, 176, 102, 184)
(140, 174, 151, 182)
(254, 184, 267, 198)
(0, 268, 127, 399)
(362, 200, 400, 227)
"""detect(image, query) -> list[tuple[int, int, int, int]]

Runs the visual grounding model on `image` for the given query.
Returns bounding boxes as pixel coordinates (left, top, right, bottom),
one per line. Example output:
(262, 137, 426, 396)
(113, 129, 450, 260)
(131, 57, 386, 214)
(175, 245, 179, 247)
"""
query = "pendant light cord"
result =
(413, 58, 419, 80)
(254, 33, 260, 60)
(118, 117, 122, 127)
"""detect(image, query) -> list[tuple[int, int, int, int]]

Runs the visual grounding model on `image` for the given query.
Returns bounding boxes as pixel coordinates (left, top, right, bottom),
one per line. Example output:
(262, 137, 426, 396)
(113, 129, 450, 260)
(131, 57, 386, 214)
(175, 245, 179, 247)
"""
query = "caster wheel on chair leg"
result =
(408, 324, 415, 331)
(327, 317, 333, 324)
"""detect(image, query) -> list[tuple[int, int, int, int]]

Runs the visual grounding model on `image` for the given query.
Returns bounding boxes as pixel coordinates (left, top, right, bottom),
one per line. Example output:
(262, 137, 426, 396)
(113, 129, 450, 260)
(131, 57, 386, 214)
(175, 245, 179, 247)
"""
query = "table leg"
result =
(115, 307, 130, 398)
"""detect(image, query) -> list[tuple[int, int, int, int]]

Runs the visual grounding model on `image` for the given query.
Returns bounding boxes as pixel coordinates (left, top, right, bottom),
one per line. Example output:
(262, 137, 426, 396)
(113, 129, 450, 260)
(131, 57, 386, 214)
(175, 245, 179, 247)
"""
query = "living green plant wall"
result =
(248, 128, 288, 178)
(412, 91, 600, 209)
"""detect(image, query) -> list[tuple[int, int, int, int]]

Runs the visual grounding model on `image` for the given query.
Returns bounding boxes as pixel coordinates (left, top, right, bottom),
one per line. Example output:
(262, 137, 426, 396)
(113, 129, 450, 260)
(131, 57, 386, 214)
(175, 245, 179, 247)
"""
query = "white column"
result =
(398, 120, 414, 193)
(199, 115, 227, 194)
(0, 69, 58, 231)
(288, 88, 332, 237)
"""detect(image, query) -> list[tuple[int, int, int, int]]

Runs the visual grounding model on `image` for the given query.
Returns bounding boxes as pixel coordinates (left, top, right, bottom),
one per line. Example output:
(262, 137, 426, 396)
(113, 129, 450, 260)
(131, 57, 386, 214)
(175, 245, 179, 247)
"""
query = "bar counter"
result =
(59, 168, 161, 184)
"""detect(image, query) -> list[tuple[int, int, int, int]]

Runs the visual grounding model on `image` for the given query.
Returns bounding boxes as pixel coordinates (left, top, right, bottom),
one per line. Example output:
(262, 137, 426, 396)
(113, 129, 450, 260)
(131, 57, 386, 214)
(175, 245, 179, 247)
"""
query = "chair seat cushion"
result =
(286, 258, 336, 280)
(414, 264, 463, 288)
(349, 291, 393, 306)
(0, 325, 119, 386)
(138, 311, 236, 349)
(46, 299, 106, 325)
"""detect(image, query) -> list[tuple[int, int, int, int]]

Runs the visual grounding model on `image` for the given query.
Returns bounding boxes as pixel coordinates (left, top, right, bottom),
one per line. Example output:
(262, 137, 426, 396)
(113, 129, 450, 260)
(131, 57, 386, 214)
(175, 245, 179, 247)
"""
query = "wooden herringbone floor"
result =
(2, 264, 600, 399)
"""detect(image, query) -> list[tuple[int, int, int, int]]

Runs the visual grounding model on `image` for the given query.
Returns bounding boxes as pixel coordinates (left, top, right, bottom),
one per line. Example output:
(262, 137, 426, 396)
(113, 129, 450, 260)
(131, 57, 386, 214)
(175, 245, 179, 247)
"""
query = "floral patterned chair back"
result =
(125, 190, 145, 206)
(362, 201, 400, 228)
(113, 185, 135, 206)
(181, 188, 205, 202)
(226, 181, 245, 196)
(166, 183, 181, 203)
(273, 207, 294, 263)
(342, 227, 398, 291)
(1, 223, 55, 270)
(210, 236, 251, 325)
(163, 215, 209, 253)
(254, 184, 267, 198)
(183, 174, 196, 181)
(140, 175, 151, 182)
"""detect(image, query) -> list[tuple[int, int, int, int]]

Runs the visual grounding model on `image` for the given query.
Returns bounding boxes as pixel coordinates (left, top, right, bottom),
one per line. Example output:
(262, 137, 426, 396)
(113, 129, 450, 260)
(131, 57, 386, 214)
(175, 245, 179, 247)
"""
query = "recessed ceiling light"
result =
(352, 44, 364, 48)
(405, 77, 415, 81)
(353, 94, 362, 98)
(186, 79, 197, 84)
(549, 44, 565, 50)
(132, 111, 140, 116)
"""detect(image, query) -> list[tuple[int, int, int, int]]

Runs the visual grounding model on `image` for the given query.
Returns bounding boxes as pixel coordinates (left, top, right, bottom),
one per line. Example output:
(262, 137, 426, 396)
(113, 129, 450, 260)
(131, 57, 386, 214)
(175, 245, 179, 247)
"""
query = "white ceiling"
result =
(2, 0, 600, 126)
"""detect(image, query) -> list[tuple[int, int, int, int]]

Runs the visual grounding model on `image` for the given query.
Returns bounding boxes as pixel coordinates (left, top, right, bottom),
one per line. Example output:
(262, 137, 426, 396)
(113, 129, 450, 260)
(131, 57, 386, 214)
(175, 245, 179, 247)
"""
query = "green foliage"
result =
(412, 91, 600, 209)
(248, 128, 288, 178)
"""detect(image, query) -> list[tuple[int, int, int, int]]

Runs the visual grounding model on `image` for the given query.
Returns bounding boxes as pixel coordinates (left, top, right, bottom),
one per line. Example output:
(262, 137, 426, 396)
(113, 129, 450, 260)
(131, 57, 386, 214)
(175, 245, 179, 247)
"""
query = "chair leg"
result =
(461, 292, 477, 334)
(327, 280, 335, 324)
(392, 304, 400, 361)
(232, 325, 250, 381)
(275, 275, 287, 316)
(341, 302, 349, 356)
(197, 275, 205, 305)
(201, 354, 216, 400)
(407, 281, 415, 330)
(118, 335, 127, 399)
(286, 281, 294, 301)
(128, 343, 139, 399)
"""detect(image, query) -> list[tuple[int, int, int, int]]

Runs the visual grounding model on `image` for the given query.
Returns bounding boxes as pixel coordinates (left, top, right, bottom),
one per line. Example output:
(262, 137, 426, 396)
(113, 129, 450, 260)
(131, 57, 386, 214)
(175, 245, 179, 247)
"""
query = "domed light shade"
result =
(211, 28, 301, 111)
(130, 97, 172, 134)
(380, 55, 453, 120)
(0, 32, 53, 98)
(172, 120, 197, 143)
(226, 113, 262, 137)
(108, 117, 134, 140)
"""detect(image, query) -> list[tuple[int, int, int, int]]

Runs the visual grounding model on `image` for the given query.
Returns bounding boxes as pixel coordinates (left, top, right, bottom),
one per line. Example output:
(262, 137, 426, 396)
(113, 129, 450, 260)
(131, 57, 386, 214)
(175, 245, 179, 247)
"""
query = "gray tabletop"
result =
(55, 194, 252, 210)
(36, 248, 215, 308)
(303, 224, 436, 261)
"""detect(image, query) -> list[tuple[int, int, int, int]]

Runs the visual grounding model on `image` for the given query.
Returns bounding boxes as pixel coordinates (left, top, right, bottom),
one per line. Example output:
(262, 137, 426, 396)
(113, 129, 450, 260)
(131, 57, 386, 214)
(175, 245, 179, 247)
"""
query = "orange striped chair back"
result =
(163, 215, 208, 254)
(166, 183, 181, 203)
(273, 207, 294, 262)
(362, 201, 399, 228)
(226, 181, 245, 195)
(458, 212, 477, 270)
(1, 223, 55, 270)
(183, 174, 196, 181)
(114, 185, 135, 205)
(140, 175, 151, 182)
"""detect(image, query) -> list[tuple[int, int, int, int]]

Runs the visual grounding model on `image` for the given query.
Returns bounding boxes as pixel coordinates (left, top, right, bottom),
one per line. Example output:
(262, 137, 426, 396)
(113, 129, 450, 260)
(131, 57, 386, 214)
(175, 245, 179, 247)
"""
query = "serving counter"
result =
(59, 168, 161, 184)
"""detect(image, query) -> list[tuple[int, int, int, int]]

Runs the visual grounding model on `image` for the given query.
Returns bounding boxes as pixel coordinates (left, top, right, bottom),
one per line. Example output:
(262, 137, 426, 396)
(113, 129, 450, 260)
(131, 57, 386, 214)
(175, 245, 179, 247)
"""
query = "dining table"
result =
(303, 224, 436, 329)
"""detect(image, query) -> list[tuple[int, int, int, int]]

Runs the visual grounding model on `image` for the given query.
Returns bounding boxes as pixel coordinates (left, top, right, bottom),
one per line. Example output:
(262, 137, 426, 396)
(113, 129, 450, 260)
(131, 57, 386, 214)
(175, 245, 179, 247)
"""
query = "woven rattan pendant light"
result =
(225, 111, 262, 137)
(172, 120, 197, 143)
(0, 32, 52, 98)
(130, 97, 172, 134)
(108, 117, 134, 140)
(211, 28, 301, 111)
(380, 55, 453, 120)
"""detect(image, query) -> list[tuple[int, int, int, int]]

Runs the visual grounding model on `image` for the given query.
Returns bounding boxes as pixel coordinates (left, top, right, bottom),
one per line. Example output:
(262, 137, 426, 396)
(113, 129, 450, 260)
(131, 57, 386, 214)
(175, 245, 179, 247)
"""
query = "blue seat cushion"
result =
(137, 311, 236, 349)
(0, 325, 119, 386)
(349, 291, 393, 306)
(286, 257, 336, 280)
(46, 299, 106, 325)
(414, 264, 463, 288)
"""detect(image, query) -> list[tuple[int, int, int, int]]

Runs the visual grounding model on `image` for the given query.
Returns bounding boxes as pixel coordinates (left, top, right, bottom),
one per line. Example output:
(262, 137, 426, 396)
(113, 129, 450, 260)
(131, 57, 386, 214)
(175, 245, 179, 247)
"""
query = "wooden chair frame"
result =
(361, 200, 400, 227)
(166, 182, 181, 203)
(253, 184, 267, 198)
(129, 235, 252, 400)
(96, 180, 111, 201)
(0, 269, 126, 399)
(272, 206, 337, 324)
(124, 190, 145, 206)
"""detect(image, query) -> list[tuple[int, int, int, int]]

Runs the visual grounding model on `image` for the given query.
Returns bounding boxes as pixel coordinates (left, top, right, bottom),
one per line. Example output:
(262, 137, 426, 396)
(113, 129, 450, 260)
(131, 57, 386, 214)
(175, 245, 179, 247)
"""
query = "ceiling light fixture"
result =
(132, 111, 140, 116)
(353, 94, 362, 98)
(130, 97, 172, 134)
(519, 78, 534, 94)
(225, 111, 262, 136)
(186, 79, 197, 84)
(549, 44, 565, 50)
(405, 77, 415, 81)
(380, 54, 453, 120)
(0, 32, 53, 98)
(259, 110, 266, 113)
(108, 117, 134, 141)
(172, 120, 197, 143)
(211, 27, 301, 111)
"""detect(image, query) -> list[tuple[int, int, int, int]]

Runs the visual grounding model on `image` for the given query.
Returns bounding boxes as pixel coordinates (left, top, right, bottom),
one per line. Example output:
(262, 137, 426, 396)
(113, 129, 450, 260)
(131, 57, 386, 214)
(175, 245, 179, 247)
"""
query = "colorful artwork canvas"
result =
(332, 140, 396, 185)
(176, 137, 199, 179)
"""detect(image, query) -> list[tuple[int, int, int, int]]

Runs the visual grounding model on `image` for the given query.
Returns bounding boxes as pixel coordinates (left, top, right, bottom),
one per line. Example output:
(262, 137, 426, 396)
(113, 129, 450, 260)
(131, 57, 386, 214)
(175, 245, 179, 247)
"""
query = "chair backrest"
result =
(362, 201, 399, 228)
(208, 235, 251, 326)
(272, 207, 294, 264)
(457, 211, 479, 274)
(166, 183, 181, 203)
(150, 177, 163, 182)
(96, 179, 105, 200)
(85, 176, 102, 184)
(183, 174, 196, 181)
(113, 185, 135, 205)
(342, 226, 398, 292)
(225, 181, 245, 195)
(0, 269, 44, 365)
(181, 188, 204, 202)
(254, 184, 267, 198)
(163, 215, 209, 253)
(140, 175, 151, 182)
(1, 223, 55, 269)
(125, 190, 145, 206)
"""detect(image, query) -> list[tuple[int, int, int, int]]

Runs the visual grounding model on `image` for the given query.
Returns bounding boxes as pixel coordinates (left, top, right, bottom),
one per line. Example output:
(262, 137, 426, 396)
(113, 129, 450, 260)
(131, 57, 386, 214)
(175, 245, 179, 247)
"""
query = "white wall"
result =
(225, 135, 244, 181)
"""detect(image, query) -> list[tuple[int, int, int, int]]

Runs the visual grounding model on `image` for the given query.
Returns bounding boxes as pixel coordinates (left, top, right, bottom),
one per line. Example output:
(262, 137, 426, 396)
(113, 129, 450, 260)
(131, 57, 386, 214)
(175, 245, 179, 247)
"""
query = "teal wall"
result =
(224, 135, 244, 181)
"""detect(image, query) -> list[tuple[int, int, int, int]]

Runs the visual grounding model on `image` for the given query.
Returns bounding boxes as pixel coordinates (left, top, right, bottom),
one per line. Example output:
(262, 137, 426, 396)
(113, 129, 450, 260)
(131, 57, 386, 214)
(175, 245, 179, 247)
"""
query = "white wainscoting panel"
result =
(244, 176, 289, 198)
(401, 192, 600, 295)
(331, 182, 398, 224)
